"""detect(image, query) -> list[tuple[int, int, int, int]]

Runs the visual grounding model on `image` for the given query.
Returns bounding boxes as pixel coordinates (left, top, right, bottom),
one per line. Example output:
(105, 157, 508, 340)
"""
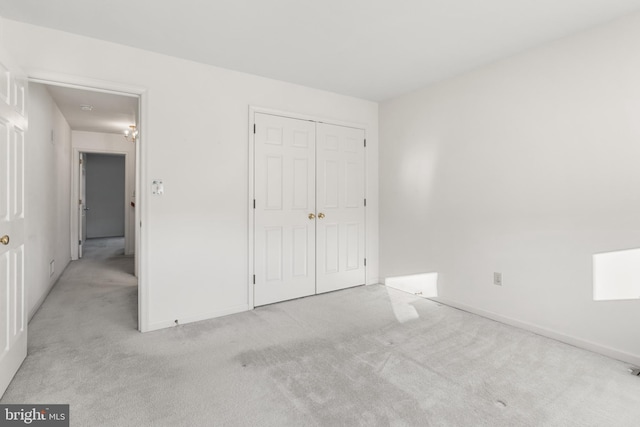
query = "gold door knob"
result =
(0, 235, 9, 245)
(318, 213, 325, 219)
(308, 213, 315, 220)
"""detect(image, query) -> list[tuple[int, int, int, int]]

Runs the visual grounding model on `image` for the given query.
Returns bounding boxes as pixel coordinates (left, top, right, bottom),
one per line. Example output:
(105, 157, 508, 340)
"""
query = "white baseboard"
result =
(430, 296, 640, 367)
(144, 304, 250, 333)
(28, 259, 71, 322)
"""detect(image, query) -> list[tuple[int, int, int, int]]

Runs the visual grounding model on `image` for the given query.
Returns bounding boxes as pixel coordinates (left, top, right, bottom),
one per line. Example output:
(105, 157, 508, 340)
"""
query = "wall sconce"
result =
(124, 125, 138, 143)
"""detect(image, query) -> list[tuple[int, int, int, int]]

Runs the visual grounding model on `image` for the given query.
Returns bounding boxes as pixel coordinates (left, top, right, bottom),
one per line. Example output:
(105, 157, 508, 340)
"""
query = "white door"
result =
(254, 113, 316, 306)
(0, 76, 27, 396)
(316, 123, 366, 293)
(253, 113, 367, 306)
(78, 153, 87, 258)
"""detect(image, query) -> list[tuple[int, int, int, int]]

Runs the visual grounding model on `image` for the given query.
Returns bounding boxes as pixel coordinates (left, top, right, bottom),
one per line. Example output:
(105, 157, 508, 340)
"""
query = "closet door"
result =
(316, 123, 366, 293)
(254, 113, 316, 306)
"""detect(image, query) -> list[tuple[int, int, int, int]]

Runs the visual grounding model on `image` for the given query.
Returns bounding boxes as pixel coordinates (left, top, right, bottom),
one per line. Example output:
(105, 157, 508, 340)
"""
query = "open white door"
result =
(254, 113, 316, 306)
(316, 123, 366, 293)
(0, 58, 27, 396)
(78, 153, 86, 258)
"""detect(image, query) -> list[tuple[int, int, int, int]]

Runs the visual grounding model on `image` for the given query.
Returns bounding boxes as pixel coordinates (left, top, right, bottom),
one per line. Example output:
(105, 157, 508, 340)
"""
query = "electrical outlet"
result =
(49, 260, 55, 277)
(493, 272, 502, 286)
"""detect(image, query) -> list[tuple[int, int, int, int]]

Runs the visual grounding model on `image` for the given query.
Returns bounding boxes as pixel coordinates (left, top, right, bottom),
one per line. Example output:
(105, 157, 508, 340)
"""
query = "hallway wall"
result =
(26, 83, 72, 319)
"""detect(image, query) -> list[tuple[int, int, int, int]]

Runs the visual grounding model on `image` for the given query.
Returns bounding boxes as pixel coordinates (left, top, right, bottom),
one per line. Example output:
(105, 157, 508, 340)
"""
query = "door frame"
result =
(71, 149, 131, 257)
(248, 106, 368, 309)
(27, 73, 150, 332)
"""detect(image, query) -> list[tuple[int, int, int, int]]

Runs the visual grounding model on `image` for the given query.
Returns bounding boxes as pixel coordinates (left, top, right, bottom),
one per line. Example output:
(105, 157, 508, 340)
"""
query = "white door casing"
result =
(252, 112, 366, 306)
(253, 113, 316, 306)
(29, 74, 146, 331)
(79, 153, 86, 258)
(0, 55, 27, 397)
(316, 123, 366, 293)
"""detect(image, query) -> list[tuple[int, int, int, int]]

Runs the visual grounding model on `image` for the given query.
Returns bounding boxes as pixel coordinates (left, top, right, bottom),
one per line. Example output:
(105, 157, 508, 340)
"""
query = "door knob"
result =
(318, 213, 325, 219)
(308, 213, 315, 220)
(0, 235, 9, 245)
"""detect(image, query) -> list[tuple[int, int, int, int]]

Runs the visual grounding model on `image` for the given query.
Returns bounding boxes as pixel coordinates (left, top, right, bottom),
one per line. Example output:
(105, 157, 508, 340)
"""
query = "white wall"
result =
(26, 83, 72, 319)
(380, 13, 640, 364)
(85, 153, 125, 238)
(0, 18, 379, 331)
(71, 131, 136, 255)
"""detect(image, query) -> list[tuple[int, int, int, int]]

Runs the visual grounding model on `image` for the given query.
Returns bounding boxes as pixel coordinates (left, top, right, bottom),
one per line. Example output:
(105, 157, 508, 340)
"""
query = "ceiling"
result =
(3, 1, 640, 101)
(43, 84, 138, 134)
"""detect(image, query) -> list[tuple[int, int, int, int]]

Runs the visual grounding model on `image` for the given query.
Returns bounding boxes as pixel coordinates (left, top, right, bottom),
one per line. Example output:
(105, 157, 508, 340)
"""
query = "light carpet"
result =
(2, 240, 639, 426)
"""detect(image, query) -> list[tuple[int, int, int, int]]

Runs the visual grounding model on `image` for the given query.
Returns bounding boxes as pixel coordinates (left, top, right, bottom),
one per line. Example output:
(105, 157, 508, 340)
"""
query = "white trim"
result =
(248, 106, 368, 309)
(28, 71, 145, 97)
(249, 106, 367, 131)
(431, 296, 640, 366)
(28, 261, 72, 322)
(247, 108, 256, 310)
(145, 304, 250, 332)
(27, 74, 149, 333)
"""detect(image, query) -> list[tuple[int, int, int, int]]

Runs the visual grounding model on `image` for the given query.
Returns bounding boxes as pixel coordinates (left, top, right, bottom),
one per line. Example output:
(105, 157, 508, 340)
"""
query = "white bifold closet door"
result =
(254, 113, 365, 307)
(315, 123, 366, 294)
(254, 114, 317, 306)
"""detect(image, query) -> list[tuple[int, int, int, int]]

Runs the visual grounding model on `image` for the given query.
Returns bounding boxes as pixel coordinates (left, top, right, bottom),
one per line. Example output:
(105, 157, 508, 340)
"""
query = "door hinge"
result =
(253, 199, 256, 209)
(253, 274, 256, 284)
(364, 198, 367, 207)
(79, 199, 82, 205)
(79, 240, 82, 246)
(364, 258, 367, 266)
(253, 124, 256, 134)
(79, 158, 83, 164)
(364, 138, 366, 147)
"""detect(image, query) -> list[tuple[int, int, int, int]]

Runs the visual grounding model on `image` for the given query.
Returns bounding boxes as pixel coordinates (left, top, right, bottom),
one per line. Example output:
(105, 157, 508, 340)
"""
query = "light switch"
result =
(152, 179, 164, 195)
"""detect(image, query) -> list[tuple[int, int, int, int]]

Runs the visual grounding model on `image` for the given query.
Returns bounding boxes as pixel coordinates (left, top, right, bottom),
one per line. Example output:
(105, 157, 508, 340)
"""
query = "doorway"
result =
(31, 79, 143, 330)
(251, 110, 367, 307)
(78, 153, 128, 258)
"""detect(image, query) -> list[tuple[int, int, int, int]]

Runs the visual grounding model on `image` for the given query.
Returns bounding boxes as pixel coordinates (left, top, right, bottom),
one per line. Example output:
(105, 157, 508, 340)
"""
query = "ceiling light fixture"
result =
(124, 125, 138, 143)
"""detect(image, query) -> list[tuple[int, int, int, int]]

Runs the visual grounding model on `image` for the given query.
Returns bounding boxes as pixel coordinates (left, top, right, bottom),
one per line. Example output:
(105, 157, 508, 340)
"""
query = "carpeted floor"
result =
(2, 238, 639, 426)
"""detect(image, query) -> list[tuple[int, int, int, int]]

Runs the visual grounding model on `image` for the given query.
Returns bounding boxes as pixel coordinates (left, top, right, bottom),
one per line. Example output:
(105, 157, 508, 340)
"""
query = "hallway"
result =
(82, 236, 129, 260)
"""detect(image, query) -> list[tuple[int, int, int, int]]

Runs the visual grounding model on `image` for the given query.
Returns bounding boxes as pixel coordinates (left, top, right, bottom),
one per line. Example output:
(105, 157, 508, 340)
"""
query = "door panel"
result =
(0, 251, 8, 357)
(0, 54, 27, 397)
(0, 122, 8, 221)
(316, 123, 366, 293)
(254, 113, 316, 306)
(12, 129, 24, 219)
(0, 125, 26, 397)
(292, 226, 309, 277)
(345, 222, 360, 270)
